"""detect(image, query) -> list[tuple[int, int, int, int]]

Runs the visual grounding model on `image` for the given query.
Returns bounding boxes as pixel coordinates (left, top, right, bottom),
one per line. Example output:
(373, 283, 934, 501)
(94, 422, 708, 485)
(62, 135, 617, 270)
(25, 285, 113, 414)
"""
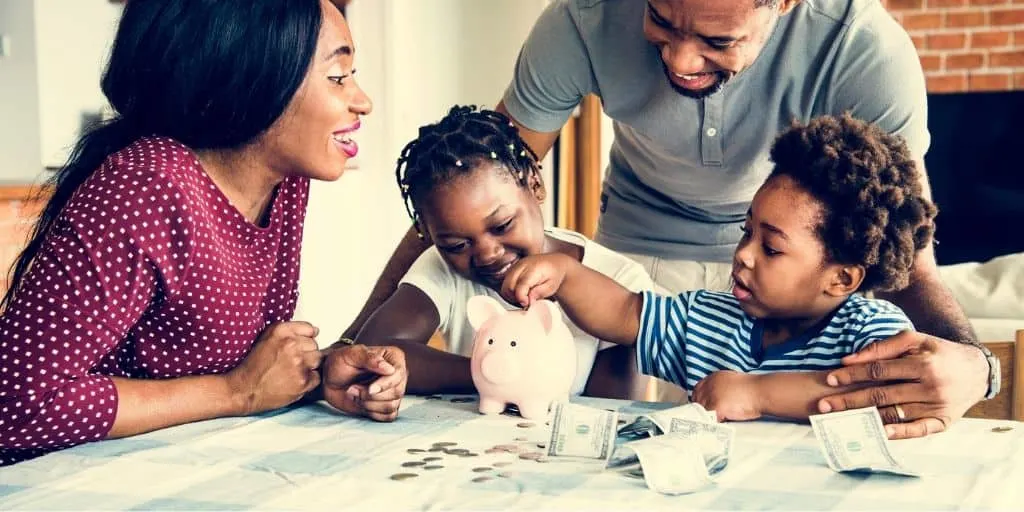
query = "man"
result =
(343, 0, 1000, 439)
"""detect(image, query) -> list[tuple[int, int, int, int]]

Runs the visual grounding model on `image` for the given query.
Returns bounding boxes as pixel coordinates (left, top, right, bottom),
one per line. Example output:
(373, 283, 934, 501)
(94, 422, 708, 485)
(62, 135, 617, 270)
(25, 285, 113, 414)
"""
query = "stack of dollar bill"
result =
(545, 402, 734, 495)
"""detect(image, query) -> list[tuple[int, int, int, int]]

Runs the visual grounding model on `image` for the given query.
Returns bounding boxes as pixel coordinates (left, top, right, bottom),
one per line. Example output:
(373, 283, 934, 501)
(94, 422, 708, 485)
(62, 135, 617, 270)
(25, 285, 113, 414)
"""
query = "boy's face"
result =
(731, 175, 845, 319)
(420, 164, 547, 292)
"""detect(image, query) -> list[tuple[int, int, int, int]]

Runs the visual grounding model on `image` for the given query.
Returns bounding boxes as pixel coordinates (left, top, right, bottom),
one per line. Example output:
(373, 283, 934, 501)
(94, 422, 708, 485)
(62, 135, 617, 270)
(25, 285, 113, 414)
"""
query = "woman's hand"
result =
(321, 344, 408, 422)
(501, 254, 573, 307)
(818, 331, 989, 439)
(692, 370, 764, 422)
(225, 321, 324, 415)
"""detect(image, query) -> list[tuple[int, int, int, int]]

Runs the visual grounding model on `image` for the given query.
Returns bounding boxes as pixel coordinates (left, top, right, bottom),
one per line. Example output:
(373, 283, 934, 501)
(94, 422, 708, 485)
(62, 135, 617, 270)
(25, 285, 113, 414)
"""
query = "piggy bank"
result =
(467, 295, 577, 420)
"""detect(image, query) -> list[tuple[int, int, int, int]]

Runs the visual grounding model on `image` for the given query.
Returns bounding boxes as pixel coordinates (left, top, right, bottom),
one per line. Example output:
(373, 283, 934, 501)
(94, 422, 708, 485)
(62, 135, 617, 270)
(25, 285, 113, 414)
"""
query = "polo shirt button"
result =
(706, 127, 718, 137)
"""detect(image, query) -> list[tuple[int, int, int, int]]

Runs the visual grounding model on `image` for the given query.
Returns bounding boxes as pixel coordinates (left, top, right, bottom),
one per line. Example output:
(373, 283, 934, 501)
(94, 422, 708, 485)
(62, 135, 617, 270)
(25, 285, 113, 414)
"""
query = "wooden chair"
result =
(966, 329, 1023, 421)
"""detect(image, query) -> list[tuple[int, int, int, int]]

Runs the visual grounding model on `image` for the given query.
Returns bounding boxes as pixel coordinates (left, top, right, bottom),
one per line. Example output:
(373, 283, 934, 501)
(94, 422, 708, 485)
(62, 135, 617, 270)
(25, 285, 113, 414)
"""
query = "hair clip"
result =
(455, 159, 463, 167)
(508, 144, 515, 150)
(400, 183, 410, 192)
(490, 151, 498, 159)
(519, 150, 526, 157)
(518, 170, 526, 180)
(508, 121, 514, 127)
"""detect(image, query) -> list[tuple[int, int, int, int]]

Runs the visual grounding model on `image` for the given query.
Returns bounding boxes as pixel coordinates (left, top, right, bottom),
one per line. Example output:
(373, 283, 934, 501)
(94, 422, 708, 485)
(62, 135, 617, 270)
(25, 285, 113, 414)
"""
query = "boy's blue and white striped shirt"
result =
(636, 290, 914, 394)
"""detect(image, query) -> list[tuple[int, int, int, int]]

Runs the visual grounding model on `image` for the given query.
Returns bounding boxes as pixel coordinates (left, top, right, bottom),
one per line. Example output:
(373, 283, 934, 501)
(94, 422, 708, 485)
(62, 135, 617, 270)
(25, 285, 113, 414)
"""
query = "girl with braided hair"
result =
(502, 114, 938, 424)
(348, 105, 654, 399)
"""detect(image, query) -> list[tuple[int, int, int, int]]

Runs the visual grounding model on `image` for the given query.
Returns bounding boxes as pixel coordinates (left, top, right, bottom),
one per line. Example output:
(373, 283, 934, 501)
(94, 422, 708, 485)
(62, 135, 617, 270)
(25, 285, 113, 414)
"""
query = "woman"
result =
(0, 0, 407, 466)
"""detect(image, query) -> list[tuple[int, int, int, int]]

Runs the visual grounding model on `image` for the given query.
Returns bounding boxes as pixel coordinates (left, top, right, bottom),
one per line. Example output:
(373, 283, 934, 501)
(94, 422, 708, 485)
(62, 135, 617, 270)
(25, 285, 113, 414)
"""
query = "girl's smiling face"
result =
(419, 163, 548, 291)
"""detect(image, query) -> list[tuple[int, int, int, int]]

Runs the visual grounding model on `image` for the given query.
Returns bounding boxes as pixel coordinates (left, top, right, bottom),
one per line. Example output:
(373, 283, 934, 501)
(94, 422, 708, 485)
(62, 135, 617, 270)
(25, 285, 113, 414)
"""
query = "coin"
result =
(401, 461, 426, 467)
(514, 436, 528, 442)
(423, 456, 443, 462)
(450, 397, 476, 403)
(492, 444, 518, 452)
(433, 442, 458, 447)
(536, 443, 546, 449)
(460, 453, 479, 457)
(446, 448, 470, 455)
(484, 448, 503, 454)
(992, 426, 1015, 433)
(390, 473, 419, 481)
(493, 461, 512, 468)
(471, 476, 493, 483)
(407, 448, 426, 454)
(472, 467, 493, 473)
(423, 465, 444, 470)
(428, 447, 445, 452)
(518, 452, 543, 461)
(497, 471, 515, 478)
(516, 422, 536, 428)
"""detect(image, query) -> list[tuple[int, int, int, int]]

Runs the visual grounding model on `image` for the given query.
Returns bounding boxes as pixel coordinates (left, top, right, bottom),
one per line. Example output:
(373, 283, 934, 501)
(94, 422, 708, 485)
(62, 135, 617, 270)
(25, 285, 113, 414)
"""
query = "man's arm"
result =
(341, 226, 431, 340)
(495, 101, 560, 161)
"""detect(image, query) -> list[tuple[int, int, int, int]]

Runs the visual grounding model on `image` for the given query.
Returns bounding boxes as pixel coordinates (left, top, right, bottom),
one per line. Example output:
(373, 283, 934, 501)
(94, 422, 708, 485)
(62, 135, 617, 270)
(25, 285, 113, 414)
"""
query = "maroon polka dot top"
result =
(0, 137, 309, 465)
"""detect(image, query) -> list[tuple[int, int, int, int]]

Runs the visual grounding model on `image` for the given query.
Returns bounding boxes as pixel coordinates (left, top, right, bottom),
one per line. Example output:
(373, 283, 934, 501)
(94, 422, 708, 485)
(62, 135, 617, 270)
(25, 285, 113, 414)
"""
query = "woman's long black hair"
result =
(3, 0, 327, 310)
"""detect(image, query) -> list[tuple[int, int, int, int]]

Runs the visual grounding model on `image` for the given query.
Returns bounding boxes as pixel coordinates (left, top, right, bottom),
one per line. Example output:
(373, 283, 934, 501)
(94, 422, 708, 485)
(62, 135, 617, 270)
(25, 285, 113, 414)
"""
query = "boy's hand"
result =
(501, 254, 573, 307)
(692, 370, 763, 422)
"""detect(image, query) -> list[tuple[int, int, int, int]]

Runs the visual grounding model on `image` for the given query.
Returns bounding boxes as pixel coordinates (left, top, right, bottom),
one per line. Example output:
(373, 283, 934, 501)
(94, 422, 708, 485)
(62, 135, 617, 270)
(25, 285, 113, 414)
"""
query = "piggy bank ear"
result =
(529, 299, 562, 334)
(467, 295, 506, 330)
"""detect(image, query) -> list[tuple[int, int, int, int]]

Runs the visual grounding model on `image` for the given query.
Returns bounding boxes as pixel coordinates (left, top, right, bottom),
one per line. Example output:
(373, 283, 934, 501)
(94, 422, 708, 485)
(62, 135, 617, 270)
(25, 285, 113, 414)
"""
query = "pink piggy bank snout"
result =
(478, 348, 523, 385)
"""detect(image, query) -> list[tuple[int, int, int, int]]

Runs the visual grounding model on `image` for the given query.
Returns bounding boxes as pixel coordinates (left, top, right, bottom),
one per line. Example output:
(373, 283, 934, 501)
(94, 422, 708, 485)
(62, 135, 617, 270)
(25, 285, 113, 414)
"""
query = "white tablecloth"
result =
(1, 395, 1022, 510)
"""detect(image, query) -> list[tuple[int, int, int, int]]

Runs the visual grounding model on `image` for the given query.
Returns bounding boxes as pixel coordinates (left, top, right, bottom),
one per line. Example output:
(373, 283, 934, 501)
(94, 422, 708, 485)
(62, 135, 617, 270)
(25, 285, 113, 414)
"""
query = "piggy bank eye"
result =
(510, 340, 517, 347)
(488, 339, 494, 345)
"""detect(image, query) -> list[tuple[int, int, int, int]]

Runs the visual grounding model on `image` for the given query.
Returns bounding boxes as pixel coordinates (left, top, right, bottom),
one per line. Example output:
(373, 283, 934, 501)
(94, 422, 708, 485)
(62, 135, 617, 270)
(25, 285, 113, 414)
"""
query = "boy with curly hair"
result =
(501, 114, 938, 422)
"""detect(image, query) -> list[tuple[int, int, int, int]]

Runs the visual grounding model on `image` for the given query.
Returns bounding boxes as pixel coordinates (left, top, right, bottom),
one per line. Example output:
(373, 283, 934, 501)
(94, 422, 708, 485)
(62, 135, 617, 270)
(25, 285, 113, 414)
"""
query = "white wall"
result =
(294, 0, 551, 341)
(33, 0, 122, 169)
(0, 0, 43, 182)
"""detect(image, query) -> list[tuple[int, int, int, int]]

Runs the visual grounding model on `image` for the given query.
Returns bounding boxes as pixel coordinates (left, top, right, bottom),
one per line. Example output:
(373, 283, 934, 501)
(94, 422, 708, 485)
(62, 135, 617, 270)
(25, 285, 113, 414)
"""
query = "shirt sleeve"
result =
(398, 247, 458, 332)
(826, 4, 930, 162)
(500, 0, 598, 133)
(851, 301, 916, 353)
(635, 290, 693, 387)
(0, 158, 194, 462)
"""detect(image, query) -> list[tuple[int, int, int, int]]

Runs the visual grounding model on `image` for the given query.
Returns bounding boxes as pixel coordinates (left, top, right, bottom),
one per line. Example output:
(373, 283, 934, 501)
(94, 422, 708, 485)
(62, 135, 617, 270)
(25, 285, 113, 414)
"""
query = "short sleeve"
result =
(500, 0, 598, 133)
(851, 301, 916, 353)
(398, 247, 458, 331)
(827, 5, 930, 161)
(635, 290, 694, 387)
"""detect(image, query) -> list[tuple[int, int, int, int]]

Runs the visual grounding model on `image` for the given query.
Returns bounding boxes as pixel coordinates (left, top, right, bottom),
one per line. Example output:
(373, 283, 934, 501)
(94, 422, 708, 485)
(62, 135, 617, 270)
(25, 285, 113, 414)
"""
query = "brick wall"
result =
(883, 0, 1024, 92)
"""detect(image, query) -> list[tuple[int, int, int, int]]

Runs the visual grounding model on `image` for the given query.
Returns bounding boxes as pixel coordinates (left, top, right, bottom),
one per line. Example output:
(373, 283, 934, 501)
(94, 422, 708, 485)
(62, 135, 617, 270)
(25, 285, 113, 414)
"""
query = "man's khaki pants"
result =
(620, 252, 734, 403)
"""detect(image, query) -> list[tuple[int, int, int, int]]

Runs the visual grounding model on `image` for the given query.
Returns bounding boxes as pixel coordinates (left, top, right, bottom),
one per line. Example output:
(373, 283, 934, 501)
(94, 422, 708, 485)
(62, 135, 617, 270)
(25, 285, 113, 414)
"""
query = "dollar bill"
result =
(809, 406, 920, 477)
(618, 403, 717, 440)
(666, 417, 734, 475)
(545, 402, 619, 461)
(607, 433, 715, 495)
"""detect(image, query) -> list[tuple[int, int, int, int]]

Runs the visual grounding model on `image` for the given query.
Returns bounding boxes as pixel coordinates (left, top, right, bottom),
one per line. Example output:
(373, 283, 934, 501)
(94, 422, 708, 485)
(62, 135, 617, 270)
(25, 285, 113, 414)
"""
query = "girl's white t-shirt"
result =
(399, 227, 654, 395)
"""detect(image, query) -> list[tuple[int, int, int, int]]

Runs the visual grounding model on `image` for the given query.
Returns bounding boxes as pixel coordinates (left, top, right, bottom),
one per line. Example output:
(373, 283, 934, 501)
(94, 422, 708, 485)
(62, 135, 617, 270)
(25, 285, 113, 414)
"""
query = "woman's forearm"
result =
(107, 374, 244, 438)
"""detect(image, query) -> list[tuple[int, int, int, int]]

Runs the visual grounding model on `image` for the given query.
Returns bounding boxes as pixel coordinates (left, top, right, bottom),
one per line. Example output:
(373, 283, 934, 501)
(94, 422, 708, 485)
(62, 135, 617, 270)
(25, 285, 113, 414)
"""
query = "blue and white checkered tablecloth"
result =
(1, 395, 1021, 510)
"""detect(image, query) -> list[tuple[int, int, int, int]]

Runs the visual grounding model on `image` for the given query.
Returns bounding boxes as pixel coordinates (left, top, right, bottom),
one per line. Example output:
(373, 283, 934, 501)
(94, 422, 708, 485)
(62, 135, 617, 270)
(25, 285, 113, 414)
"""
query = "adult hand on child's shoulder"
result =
(819, 331, 988, 440)
(692, 370, 763, 422)
(321, 343, 408, 422)
(501, 254, 573, 308)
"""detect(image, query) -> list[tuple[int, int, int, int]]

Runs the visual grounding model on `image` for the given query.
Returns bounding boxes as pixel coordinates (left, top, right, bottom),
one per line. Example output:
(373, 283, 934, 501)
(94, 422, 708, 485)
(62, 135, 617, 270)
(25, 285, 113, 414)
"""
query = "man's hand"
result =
(818, 331, 988, 439)
(321, 344, 408, 422)
(692, 370, 763, 422)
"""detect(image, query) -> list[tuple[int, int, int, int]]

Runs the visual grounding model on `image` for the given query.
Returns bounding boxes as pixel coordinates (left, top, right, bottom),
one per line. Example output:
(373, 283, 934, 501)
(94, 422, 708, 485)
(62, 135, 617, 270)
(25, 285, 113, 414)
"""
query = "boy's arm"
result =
(504, 254, 642, 345)
(692, 370, 868, 421)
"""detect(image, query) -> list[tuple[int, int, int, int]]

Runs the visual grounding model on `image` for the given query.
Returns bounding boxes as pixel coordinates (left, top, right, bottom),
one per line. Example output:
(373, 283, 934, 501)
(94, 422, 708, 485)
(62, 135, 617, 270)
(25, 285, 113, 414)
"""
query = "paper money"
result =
(617, 403, 717, 440)
(545, 402, 619, 461)
(666, 417, 734, 475)
(809, 407, 920, 477)
(607, 433, 715, 495)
